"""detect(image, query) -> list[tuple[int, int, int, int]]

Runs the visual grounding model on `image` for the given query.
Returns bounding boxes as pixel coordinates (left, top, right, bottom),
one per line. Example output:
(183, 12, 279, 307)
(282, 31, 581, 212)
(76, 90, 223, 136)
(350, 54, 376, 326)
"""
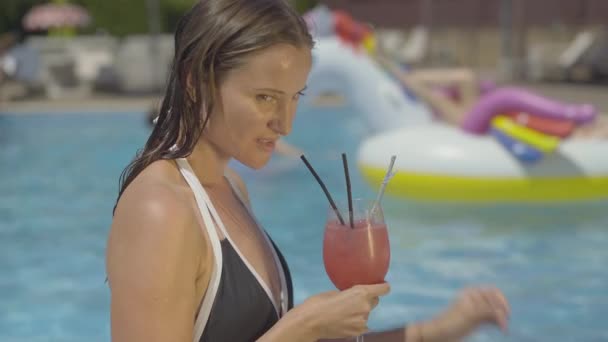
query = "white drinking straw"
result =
(370, 155, 397, 215)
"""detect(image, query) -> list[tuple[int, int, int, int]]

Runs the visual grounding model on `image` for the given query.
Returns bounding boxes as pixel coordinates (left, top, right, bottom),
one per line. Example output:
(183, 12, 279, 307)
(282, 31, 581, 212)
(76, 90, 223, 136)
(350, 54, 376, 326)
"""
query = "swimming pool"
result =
(0, 109, 606, 341)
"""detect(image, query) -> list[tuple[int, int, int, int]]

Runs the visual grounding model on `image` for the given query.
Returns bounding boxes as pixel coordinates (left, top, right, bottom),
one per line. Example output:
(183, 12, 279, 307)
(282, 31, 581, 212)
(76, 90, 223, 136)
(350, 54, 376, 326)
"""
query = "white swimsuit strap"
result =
(175, 158, 223, 342)
(201, 172, 282, 317)
(224, 173, 289, 317)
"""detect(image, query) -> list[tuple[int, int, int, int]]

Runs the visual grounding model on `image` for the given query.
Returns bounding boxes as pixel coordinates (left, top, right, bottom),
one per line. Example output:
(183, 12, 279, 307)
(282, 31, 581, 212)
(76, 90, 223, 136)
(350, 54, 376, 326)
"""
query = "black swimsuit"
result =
(176, 158, 291, 342)
(200, 238, 293, 342)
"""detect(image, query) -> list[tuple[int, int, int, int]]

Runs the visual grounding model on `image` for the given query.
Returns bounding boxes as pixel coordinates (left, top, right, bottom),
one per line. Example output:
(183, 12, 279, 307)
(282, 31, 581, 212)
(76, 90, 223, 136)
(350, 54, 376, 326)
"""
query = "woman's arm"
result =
(374, 55, 468, 126)
(316, 316, 473, 342)
(106, 183, 204, 342)
(318, 326, 406, 341)
(316, 320, 450, 342)
(319, 285, 510, 342)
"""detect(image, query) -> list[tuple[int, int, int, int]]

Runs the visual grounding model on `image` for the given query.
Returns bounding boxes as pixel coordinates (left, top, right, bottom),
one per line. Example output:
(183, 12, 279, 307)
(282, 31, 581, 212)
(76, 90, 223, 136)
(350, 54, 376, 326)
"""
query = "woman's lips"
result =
(257, 138, 276, 152)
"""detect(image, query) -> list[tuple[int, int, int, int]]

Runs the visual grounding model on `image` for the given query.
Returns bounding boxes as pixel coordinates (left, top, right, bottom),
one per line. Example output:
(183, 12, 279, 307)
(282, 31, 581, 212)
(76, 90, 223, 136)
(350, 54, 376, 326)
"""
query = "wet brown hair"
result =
(114, 0, 313, 212)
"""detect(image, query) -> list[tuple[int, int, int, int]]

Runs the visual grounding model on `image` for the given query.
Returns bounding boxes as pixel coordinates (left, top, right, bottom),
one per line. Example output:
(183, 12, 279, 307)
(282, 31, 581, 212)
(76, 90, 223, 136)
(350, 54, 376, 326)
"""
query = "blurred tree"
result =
(0, 0, 316, 36)
(160, 0, 196, 32)
(75, 0, 149, 36)
(292, 0, 319, 14)
(0, 0, 46, 35)
(75, 0, 194, 35)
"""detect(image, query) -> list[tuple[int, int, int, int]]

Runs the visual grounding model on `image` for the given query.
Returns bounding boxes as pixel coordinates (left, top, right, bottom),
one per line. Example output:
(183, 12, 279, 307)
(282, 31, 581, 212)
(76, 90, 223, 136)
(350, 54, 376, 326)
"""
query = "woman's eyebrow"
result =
(254, 85, 308, 94)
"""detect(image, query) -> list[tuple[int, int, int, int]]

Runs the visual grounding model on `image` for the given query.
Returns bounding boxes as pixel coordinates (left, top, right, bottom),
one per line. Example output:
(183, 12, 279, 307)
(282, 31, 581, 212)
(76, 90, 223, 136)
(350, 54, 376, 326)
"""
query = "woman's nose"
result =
(269, 105, 294, 136)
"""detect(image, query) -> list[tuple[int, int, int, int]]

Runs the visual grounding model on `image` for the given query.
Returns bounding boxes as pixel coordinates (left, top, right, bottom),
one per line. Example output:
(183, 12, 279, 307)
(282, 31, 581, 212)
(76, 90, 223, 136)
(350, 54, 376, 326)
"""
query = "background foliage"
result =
(0, 0, 319, 36)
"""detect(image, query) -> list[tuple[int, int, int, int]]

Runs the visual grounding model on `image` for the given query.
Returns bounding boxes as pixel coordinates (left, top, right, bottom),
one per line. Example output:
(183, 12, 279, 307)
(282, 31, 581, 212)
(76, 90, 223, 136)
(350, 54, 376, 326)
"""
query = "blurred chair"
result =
(112, 34, 174, 94)
(558, 31, 595, 69)
(398, 26, 429, 65)
(0, 40, 44, 100)
(577, 29, 608, 80)
(377, 26, 429, 65)
(69, 35, 117, 85)
(31, 36, 75, 98)
(527, 28, 607, 83)
(376, 29, 405, 55)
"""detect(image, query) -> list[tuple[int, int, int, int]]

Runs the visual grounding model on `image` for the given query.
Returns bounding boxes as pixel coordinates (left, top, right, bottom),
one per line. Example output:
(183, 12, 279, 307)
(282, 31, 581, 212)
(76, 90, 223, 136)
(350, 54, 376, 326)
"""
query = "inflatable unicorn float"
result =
(304, 6, 608, 203)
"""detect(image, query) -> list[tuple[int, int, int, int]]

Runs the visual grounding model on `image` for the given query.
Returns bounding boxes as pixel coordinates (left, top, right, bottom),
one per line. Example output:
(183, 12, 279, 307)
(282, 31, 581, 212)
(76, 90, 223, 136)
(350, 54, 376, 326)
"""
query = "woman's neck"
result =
(187, 139, 229, 186)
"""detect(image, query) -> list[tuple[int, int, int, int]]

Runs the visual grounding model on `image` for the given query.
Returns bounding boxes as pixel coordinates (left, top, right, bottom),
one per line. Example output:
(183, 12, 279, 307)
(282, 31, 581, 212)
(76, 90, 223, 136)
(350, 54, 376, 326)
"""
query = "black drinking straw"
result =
(300, 155, 345, 225)
(341, 153, 354, 228)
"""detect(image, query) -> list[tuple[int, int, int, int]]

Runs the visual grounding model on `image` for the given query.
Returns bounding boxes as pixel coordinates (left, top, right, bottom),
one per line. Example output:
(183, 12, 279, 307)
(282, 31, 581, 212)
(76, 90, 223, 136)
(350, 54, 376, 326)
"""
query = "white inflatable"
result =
(304, 37, 433, 132)
(358, 124, 608, 203)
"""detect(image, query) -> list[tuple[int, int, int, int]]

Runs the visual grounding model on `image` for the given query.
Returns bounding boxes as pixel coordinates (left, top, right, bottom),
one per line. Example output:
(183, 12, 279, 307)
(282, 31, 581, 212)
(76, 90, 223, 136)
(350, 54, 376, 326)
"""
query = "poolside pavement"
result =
(0, 82, 606, 115)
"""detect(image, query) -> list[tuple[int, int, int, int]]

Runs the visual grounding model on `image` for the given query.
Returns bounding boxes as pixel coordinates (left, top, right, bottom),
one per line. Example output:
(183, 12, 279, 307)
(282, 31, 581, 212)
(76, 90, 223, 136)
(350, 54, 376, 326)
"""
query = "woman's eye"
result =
(257, 94, 275, 102)
(294, 91, 306, 100)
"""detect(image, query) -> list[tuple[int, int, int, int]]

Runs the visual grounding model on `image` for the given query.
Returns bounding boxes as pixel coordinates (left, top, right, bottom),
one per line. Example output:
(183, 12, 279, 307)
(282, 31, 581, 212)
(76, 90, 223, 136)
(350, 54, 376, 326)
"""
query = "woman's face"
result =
(203, 43, 312, 169)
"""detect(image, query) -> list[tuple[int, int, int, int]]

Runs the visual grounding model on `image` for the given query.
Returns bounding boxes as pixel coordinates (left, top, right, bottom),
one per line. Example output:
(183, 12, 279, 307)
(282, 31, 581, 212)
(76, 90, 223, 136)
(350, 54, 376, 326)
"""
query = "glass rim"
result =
(325, 197, 385, 222)
(327, 197, 375, 204)
(326, 198, 381, 208)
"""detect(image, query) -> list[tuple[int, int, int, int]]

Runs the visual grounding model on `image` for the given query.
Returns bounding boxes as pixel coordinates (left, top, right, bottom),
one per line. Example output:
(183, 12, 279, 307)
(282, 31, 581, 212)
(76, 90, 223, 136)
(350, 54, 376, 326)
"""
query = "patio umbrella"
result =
(22, 3, 91, 32)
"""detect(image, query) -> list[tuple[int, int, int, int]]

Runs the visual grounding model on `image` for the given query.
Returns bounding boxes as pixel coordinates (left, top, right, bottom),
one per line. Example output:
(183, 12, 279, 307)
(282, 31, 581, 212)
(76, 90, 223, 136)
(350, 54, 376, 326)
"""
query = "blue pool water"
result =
(0, 109, 607, 341)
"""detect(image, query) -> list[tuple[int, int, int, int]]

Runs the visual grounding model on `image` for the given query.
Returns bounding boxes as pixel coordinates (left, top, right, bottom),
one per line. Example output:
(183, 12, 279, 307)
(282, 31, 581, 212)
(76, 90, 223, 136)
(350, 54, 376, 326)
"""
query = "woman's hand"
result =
(287, 283, 391, 341)
(431, 286, 510, 341)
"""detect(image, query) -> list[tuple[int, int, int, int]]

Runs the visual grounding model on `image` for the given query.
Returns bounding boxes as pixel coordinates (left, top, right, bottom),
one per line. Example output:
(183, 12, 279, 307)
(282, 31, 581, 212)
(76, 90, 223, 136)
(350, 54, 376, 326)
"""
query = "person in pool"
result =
(376, 55, 608, 139)
(106, 1, 510, 341)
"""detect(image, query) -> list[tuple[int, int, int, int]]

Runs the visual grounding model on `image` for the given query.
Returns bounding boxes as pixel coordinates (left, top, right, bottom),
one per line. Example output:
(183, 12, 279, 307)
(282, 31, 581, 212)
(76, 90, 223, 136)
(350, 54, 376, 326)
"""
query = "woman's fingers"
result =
(478, 289, 510, 331)
(370, 296, 380, 309)
(493, 289, 511, 316)
(364, 282, 391, 298)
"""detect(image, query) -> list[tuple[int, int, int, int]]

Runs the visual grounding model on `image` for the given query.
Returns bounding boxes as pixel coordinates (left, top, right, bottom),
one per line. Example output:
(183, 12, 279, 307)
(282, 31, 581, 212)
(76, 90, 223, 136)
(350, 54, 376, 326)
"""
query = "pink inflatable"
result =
(460, 87, 597, 134)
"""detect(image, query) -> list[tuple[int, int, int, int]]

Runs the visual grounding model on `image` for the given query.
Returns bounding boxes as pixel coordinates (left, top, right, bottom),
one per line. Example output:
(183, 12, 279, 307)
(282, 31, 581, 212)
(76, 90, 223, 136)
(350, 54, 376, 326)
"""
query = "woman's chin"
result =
(236, 156, 271, 170)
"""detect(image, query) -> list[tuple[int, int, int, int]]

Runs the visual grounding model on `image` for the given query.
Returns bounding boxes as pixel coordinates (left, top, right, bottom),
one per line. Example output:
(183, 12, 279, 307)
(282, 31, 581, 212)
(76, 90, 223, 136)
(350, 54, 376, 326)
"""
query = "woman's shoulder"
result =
(107, 160, 205, 302)
(112, 159, 198, 239)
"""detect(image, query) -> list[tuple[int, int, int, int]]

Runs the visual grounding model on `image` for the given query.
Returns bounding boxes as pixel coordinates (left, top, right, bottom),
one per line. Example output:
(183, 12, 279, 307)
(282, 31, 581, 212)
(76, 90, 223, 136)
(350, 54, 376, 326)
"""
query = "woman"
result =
(106, 1, 510, 341)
